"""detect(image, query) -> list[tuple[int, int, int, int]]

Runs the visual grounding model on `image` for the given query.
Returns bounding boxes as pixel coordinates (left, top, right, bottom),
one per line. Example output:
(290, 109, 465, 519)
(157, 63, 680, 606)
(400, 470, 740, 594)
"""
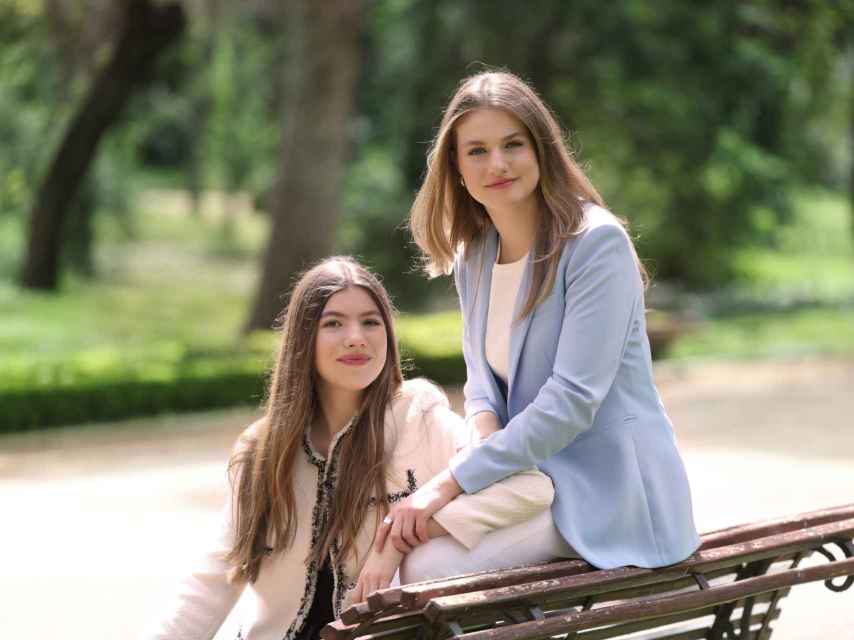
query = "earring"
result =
(460, 176, 466, 188)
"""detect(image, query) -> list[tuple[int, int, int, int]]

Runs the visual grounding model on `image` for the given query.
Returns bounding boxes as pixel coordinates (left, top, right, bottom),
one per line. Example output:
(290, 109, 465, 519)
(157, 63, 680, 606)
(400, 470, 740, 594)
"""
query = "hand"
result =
(374, 469, 462, 554)
(351, 543, 404, 604)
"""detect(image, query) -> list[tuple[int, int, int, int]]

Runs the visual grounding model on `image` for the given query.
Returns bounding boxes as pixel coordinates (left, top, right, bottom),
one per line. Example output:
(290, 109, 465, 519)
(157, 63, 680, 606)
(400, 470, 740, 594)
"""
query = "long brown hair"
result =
(226, 257, 403, 583)
(410, 70, 646, 319)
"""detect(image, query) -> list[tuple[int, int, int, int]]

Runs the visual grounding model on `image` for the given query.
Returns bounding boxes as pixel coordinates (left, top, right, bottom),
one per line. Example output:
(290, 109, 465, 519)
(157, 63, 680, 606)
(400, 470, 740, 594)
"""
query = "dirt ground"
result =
(1, 357, 853, 639)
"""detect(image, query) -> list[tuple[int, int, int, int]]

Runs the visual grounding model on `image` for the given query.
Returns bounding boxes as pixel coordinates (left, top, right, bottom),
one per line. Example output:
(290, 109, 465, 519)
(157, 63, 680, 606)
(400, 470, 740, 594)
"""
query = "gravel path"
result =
(2, 357, 853, 639)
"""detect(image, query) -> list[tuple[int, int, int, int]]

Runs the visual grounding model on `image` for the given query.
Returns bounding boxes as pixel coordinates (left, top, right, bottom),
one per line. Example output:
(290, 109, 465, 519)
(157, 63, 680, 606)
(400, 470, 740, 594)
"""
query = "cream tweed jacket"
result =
(148, 379, 554, 640)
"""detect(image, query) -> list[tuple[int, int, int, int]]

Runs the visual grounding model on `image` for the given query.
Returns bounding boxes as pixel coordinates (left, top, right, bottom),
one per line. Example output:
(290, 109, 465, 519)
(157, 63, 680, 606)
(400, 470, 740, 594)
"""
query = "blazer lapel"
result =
(506, 252, 535, 411)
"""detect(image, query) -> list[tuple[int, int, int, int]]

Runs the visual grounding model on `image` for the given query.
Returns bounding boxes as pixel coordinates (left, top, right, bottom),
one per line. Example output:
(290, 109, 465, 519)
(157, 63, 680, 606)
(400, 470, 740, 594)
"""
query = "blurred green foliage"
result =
(4, 1, 852, 300)
(670, 307, 854, 360)
(0, 3, 139, 278)
(348, 0, 853, 295)
(1, 1, 853, 428)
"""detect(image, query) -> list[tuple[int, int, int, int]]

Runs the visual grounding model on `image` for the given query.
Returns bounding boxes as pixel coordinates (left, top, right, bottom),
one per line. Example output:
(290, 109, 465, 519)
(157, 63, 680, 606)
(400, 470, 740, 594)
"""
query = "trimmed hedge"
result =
(0, 310, 679, 433)
(2, 372, 266, 432)
(0, 326, 468, 433)
(0, 353, 467, 433)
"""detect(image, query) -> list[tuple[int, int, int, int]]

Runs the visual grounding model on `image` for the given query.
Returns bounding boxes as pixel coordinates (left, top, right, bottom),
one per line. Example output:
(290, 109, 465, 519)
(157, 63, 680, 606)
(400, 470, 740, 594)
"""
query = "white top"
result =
(485, 249, 528, 383)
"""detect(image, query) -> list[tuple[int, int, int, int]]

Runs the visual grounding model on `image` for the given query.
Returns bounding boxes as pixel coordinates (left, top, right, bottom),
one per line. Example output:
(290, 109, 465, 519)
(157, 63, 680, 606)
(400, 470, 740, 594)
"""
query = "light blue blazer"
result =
(450, 204, 700, 569)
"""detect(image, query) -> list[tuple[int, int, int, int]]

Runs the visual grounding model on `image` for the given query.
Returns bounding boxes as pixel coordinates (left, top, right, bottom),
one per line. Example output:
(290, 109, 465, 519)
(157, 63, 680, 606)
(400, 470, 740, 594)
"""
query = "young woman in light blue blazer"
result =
(375, 71, 700, 571)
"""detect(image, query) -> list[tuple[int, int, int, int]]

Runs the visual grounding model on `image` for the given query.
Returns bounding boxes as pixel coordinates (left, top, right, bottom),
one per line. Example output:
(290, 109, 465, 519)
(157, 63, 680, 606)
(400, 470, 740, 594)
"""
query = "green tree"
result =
(18, 0, 186, 290)
(344, 0, 853, 298)
(244, 0, 366, 331)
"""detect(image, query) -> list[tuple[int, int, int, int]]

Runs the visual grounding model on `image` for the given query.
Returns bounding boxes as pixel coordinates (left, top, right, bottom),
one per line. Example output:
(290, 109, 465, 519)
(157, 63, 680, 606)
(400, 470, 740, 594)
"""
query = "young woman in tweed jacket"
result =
(148, 257, 554, 640)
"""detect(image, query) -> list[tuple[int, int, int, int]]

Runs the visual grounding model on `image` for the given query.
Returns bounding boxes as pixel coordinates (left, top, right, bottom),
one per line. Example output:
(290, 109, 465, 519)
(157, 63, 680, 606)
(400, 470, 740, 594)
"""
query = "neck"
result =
(487, 197, 539, 264)
(315, 383, 362, 440)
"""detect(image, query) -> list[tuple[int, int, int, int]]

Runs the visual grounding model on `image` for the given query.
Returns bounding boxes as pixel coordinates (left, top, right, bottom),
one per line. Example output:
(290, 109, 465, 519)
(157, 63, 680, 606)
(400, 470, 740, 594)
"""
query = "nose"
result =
(344, 323, 367, 347)
(488, 148, 509, 175)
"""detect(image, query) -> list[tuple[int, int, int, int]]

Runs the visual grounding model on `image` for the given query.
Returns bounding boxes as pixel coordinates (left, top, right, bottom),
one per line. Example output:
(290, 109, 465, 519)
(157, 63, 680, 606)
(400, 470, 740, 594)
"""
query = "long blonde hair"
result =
(226, 257, 403, 583)
(410, 70, 646, 318)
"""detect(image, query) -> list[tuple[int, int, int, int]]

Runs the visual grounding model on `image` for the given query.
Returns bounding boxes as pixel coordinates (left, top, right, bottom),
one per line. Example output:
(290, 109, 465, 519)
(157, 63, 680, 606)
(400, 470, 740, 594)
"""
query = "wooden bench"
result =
(324, 504, 854, 640)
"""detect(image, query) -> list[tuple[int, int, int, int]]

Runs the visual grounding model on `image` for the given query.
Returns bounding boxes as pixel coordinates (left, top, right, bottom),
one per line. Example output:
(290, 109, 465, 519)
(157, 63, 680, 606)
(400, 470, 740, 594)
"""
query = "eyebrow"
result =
(462, 131, 525, 147)
(320, 310, 382, 318)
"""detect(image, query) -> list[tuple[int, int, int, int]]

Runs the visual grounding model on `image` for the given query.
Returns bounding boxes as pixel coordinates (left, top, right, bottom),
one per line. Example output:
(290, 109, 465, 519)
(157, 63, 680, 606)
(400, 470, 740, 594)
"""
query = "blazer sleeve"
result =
(422, 402, 555, 550)
(450, 223, 642, 494)
(146, 445, 250, 639)
(454, 253, 500, 421)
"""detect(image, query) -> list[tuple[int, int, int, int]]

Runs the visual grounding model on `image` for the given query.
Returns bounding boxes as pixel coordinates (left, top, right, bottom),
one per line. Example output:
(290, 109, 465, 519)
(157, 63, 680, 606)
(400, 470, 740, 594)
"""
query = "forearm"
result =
(433, 463, 554, 549)
(469, 410, 502, 440)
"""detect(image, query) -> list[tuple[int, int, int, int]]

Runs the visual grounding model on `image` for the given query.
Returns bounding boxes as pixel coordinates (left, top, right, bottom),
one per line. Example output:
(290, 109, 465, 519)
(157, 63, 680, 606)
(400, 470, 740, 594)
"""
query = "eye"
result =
(364, 318, 383, 327)
(467, 147, 486, 156)
(505, 139, 523, 149)
(322, 319, 341, 328)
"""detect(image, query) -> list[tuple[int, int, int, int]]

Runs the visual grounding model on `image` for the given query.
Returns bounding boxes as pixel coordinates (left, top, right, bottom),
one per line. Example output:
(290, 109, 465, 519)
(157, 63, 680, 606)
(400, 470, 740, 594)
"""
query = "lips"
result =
(338, 355, 371, 365)
(486, 178, 517, 188)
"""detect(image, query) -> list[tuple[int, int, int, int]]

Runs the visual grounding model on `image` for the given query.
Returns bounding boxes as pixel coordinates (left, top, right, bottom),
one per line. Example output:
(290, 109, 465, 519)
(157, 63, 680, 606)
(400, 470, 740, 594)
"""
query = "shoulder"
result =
(395, 377, 450, 415)
(578, 203, 631, 241)
(563, 203, 635, 266)
(386, 379, 465, 459)
(232, 417, 267, 456)
(386, 378, 450, 432)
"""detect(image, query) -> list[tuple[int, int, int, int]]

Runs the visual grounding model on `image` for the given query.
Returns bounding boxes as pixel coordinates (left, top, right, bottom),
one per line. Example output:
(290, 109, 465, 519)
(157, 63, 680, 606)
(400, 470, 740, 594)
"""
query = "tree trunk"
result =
(19, 0, 186, 290)
(244, 0, 364, 332)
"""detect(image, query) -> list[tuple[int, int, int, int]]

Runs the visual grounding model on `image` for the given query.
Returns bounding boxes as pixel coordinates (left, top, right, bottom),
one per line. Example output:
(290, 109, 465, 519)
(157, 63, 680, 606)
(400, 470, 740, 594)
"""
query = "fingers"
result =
(354, 573, 393, 603)
(415, 514, 430, 545)
(374, 517, 391, 553)
(400, 513, 421, 549)
(390, 514, 413, 554)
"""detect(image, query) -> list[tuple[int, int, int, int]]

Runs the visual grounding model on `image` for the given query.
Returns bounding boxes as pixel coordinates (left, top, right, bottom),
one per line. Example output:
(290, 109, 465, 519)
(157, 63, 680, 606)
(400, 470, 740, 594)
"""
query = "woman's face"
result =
(314, 286, 388, 396)
(454, 108, 540, 213)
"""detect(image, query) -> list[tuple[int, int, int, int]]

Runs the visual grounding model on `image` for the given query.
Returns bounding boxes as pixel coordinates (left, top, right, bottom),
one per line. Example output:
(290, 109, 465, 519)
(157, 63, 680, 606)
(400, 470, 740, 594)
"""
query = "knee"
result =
(399, 538, 464, 584)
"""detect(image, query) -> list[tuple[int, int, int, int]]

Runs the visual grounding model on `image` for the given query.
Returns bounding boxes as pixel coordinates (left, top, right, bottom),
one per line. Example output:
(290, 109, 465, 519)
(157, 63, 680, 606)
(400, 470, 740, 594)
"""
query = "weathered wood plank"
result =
(569, 605, 781, 640)
(338, 559, 593, 624)
(341, 503, 854, 626)
(699, 503, 854, 550)
(341, 602, 375, 625)
(425, 519, 854, 623)
(325, 504, 854, 640)
(455, 557, 854, 640)
(321, 610, 426, 640)
(399, 559, 593, 609)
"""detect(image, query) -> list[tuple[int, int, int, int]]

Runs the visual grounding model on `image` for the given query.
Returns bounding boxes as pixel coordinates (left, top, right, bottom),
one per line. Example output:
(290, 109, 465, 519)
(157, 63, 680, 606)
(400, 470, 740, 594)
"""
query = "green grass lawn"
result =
(728, 188, 854, 304)
(669, 306, 854, 360)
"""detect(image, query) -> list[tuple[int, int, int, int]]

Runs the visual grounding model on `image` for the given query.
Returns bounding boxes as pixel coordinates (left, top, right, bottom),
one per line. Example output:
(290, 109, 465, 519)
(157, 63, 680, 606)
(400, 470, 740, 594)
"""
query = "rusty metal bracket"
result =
(814, 539, 854, 593)
(691, 572, 710, 590)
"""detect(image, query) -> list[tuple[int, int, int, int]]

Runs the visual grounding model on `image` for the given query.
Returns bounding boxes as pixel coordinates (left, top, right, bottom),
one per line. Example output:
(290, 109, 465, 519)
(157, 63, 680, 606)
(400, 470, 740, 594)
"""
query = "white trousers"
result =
(398, 508, 577, 584)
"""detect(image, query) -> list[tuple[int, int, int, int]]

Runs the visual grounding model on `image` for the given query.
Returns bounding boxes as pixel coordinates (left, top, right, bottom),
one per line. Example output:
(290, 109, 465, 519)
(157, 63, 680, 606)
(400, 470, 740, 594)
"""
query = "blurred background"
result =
(1, 0, 853, 638)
